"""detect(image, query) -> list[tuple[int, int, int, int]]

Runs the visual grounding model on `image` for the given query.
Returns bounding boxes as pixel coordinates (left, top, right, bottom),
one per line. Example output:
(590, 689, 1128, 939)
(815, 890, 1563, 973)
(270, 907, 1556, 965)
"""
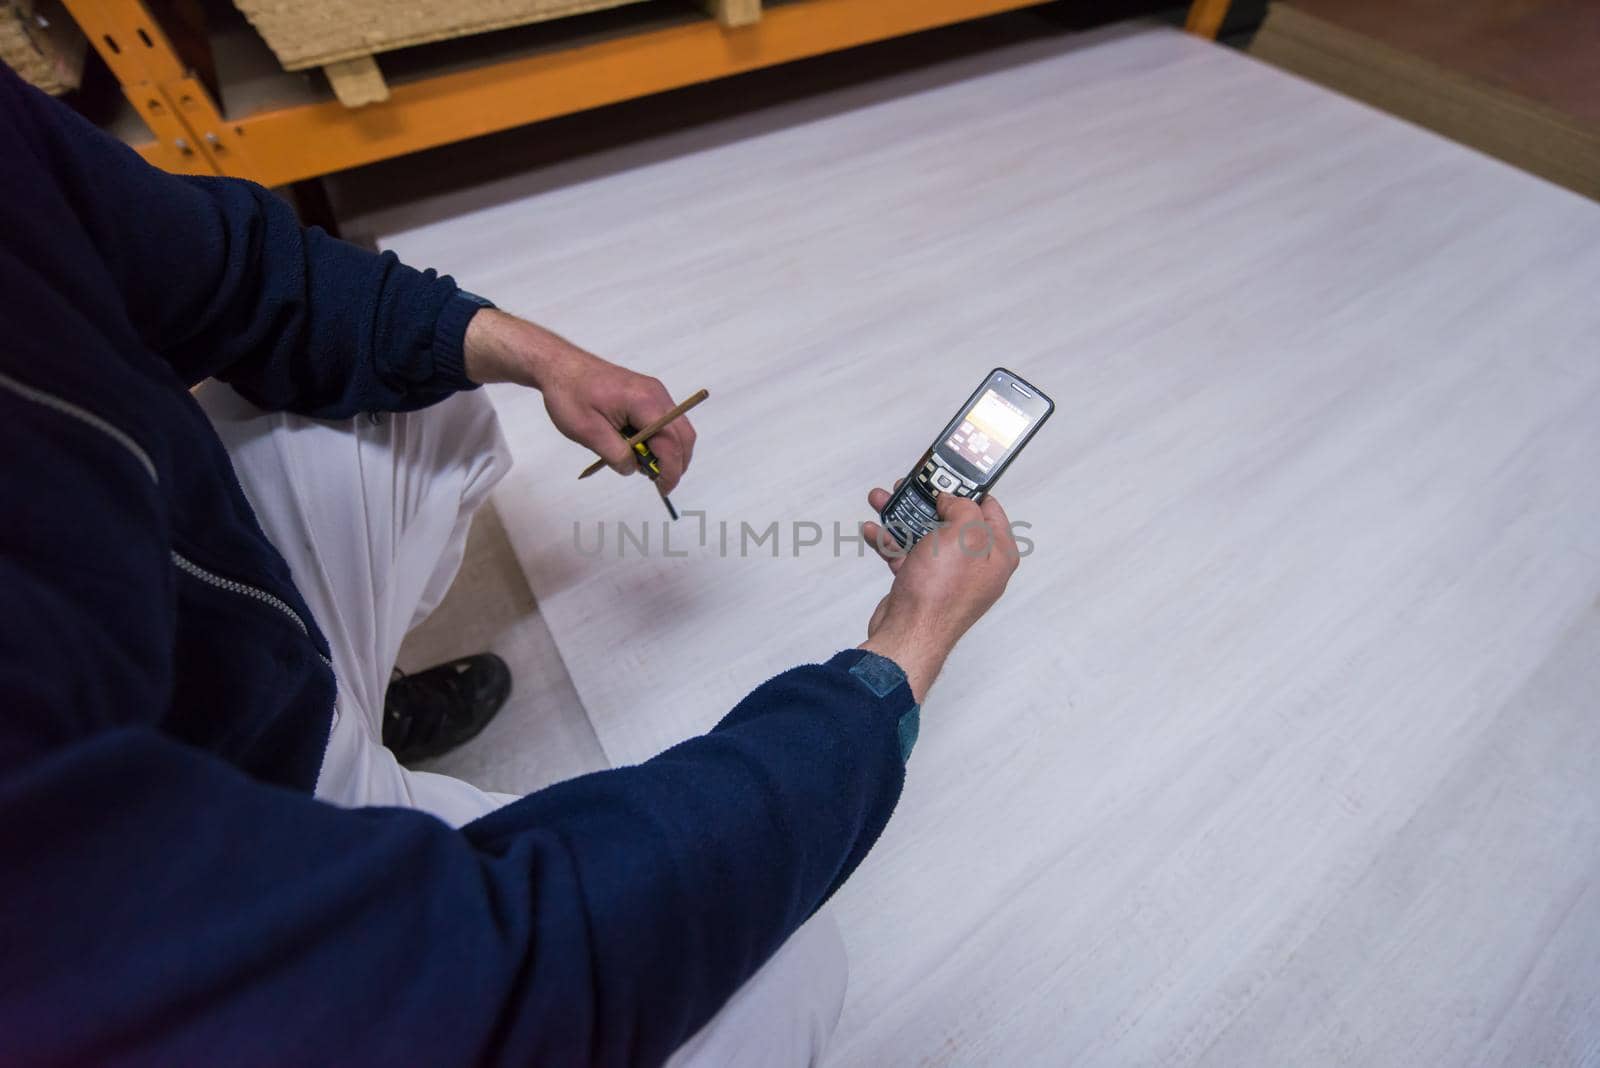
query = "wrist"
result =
(462, 307, 513, 385)
(463, 308, 570, 388)
(859, 621, 949, 703)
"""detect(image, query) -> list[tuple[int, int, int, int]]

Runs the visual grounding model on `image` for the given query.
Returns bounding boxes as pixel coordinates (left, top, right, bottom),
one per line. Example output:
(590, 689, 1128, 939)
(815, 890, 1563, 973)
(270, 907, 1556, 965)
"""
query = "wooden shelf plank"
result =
(144, 0, 1059, 185)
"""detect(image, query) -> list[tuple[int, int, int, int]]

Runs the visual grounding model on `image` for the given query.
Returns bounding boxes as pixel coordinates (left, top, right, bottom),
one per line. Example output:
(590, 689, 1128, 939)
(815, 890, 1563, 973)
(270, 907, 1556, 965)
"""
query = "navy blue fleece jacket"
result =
(0, 67, 914, 1066)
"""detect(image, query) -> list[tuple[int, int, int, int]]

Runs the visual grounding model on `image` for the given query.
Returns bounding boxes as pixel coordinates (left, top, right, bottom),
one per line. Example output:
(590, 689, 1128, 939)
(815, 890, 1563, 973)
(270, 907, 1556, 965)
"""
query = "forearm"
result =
(464, 650, 916, 1063)
(212, 221, 482, 417)
(4, 654, 912, 1068)
(463, 307, 569, 386)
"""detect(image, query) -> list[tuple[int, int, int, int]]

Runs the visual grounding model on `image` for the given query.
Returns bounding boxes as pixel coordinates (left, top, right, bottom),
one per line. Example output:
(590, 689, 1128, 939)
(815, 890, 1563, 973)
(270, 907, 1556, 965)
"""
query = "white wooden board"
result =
(376, 24, 1600, 1065)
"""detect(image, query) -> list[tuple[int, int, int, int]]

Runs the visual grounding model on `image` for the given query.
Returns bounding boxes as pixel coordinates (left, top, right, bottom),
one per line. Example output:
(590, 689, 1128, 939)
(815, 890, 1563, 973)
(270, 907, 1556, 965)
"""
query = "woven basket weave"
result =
(232, 0, 650, 70)
(0, 0, 85, 94)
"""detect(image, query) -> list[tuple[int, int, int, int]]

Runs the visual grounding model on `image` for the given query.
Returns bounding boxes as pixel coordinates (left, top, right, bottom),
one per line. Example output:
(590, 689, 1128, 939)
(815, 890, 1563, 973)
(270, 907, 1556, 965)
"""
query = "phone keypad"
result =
(884, 487, 938, 547)
(890, 457, 983, 546)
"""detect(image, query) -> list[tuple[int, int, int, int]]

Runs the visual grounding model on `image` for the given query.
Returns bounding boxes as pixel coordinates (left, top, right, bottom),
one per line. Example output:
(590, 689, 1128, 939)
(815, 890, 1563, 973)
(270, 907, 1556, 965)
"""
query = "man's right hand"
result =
(462, 308, 696, 492)
(857, 487, 1021, 701)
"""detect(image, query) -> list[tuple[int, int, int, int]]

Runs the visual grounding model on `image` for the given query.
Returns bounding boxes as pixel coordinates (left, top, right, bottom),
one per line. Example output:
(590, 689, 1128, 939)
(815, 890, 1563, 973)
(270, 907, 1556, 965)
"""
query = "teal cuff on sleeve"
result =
(849, 652, 920, 762)
(895, 705, 920, 763)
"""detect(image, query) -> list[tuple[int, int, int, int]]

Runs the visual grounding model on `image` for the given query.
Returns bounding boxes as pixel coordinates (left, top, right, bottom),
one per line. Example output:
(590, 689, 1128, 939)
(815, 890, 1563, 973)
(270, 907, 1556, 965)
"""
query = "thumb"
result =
(934, 490, 968, 522)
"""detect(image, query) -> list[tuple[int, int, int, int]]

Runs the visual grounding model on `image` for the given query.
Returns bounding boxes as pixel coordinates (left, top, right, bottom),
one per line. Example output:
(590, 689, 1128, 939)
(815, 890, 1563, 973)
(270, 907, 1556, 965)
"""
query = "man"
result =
(0, 64, 1020, 1066)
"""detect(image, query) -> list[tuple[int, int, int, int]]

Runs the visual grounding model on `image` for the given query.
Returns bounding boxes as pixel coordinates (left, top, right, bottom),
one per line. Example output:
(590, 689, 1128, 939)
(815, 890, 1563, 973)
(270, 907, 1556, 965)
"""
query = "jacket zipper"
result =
(171, 551, 333, 669)
(2, 369, 334, 673)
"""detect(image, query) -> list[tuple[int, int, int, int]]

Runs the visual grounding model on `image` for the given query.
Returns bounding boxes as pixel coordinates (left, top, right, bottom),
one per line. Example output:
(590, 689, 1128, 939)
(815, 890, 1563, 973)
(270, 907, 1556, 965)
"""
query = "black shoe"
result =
(383, 653, 512, 765)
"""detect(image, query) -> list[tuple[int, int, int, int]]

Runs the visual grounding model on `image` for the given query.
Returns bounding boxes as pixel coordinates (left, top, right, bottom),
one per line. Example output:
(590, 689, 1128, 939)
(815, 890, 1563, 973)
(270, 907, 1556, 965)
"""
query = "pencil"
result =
(578, 388, 710, 480)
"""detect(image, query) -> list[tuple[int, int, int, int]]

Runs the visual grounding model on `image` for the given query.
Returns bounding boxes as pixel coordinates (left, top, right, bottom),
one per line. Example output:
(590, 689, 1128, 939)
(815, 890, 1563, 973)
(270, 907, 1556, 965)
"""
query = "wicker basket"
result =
(231, 0, 652, 71)
(0, 0, 86, 95)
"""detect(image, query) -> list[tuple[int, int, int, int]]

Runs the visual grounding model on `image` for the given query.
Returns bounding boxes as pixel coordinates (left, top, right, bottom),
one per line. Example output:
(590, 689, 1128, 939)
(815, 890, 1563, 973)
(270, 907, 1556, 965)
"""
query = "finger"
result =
(868, 487, 891, 511)
(618, 378, 682, 488)
(931, 492, 958, 556)
(647, 413, 697, 493)
(933, 492, 988, 557)
(679, 415, 697, 467)
(650, 432, 688, 494)
(617, 377, 675, 439)
(934, 490, 979, 523)
(860, 521, 906, 571)
(588, 417, 636, 476)
(979, 495, 1019, 559)
(861, 521, 908, 570)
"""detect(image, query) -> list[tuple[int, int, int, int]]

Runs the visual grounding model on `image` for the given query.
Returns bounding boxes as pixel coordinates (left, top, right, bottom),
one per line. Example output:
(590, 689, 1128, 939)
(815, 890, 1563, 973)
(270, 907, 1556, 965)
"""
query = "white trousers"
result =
(197, 382, 847, 1068)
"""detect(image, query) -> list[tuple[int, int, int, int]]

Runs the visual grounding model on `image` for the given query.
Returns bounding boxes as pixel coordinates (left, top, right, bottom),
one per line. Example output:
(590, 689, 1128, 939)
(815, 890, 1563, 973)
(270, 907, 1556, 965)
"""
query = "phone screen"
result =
(944, 387, 1035, 476)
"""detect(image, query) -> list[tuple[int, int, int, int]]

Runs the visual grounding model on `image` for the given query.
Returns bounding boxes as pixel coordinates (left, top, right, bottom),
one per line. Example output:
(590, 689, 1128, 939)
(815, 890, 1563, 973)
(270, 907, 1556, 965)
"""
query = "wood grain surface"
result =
(375, 24, 1600, 1065)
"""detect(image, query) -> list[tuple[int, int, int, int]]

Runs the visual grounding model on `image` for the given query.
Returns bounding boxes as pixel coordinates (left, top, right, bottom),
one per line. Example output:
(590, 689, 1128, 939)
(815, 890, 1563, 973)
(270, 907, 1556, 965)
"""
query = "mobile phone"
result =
(878, 368, 1054, 548)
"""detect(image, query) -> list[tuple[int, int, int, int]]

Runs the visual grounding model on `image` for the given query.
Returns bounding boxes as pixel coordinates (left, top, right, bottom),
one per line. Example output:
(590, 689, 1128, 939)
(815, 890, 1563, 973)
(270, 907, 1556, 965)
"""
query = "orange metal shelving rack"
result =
(58, 0, 1233, 187)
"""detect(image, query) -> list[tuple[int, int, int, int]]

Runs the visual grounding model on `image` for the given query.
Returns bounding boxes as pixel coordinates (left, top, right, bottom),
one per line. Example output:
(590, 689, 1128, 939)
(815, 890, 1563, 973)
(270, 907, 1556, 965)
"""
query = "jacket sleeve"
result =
(4, 67, 481, 418)
(0, 373, 913, 1067)
(1, 669, 909, 1068)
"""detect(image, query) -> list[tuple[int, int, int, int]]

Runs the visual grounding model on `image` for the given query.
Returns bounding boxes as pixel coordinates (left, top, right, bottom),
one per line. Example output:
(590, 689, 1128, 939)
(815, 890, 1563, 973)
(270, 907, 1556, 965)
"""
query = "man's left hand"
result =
(463, 308, 696, 492)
